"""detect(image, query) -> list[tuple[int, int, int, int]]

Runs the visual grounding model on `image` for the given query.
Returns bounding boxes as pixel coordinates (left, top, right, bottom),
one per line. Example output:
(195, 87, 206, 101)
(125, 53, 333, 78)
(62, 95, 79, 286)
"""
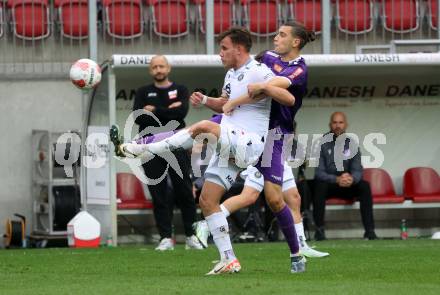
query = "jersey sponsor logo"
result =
(238, 73, 244, 81)
(288, 67, 304, 80)
(224, 83, 231, 96)
(273, 64, 283, 73)
(168, 90, 178, 99)
(148, 92, 157, 97)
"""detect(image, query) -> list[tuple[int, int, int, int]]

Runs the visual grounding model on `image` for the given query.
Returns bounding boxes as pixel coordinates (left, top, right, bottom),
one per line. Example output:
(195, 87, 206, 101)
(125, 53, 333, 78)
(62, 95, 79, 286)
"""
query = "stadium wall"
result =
(111, 54, 440, 196)
(1, 53, 440, 246)
(109, 54, 440, 239)
(0, 80, 81, 247)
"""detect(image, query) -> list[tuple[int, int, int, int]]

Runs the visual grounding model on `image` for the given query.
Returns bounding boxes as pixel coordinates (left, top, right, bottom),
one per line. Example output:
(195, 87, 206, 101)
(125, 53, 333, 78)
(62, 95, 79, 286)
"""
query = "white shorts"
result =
(242, 162, 297, 193)
(219, 123, 265, 169)
(204, 152, 242, 191)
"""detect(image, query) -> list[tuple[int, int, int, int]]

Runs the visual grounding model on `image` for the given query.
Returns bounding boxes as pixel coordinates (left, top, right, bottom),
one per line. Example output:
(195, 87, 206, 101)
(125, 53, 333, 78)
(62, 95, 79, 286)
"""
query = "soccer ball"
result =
(69, 58, 102, 89)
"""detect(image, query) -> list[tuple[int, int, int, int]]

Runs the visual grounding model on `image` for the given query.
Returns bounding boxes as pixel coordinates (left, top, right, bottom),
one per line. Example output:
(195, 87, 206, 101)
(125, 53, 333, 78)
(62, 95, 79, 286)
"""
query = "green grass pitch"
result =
(1, 239, 439, 295)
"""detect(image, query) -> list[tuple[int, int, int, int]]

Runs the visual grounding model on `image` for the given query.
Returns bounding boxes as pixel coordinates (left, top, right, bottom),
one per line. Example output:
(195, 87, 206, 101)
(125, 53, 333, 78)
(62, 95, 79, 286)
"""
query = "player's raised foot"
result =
(119, 142, 156, 161)
(185, 235, 204, 250)
(299, 246, 330, 258)
(155, 238, 174, 251)
(193, 220, 210, 248)
(206, 258, 241, 275)
(290, 255, 306, 273)
(109, 125, 125, 157)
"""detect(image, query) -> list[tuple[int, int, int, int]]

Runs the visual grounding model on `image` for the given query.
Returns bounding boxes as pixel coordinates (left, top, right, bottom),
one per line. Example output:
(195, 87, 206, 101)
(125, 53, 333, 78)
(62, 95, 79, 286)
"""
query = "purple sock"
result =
(275, 205, 299, 255)
(135, 131, 176, 144)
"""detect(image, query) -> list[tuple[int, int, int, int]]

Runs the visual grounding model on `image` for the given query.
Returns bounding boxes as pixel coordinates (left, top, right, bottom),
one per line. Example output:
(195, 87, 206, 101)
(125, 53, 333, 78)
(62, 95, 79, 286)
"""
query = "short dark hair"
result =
(217, 27, 252, 52)
(282, 21, 316, 50)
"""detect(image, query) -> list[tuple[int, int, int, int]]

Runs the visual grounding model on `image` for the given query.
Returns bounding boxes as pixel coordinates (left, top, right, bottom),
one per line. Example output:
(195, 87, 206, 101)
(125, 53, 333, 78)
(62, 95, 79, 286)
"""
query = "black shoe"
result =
(364, 230, 378, 240)
(314, 228, 327, 241)
(109, 125, 125, 157)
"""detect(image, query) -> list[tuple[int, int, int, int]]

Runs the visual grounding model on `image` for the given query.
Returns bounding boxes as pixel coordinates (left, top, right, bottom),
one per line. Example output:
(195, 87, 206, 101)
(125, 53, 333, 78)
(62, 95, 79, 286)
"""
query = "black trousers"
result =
(142, 149, 196, 239)
(312, 179, 375, 232)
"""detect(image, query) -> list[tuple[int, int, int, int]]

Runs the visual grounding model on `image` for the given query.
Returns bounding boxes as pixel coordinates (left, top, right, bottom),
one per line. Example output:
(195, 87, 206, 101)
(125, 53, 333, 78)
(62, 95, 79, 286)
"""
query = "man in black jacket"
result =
(133, 55, 203, 251)
(313, 112, 377, 241)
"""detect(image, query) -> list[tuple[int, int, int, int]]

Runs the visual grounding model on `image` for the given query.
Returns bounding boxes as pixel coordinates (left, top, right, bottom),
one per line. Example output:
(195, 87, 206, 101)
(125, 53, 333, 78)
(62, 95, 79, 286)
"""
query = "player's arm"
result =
(222, 78, 294, 114)
(248, 77, 295, 106)
(221, 94, 254, 115)
(190, 91, 228, 113)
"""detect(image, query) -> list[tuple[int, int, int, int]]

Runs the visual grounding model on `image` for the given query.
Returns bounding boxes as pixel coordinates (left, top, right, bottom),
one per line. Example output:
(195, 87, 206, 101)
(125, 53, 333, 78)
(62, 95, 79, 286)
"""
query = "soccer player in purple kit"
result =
(215, 21, 319, 272)
(201, 21, 328, 259)
(113, 23, 326, 274)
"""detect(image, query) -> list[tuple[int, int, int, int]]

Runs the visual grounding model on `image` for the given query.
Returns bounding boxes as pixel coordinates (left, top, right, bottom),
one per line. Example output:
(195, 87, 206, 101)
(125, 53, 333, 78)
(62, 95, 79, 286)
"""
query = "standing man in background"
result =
(133, 55, 203, 251)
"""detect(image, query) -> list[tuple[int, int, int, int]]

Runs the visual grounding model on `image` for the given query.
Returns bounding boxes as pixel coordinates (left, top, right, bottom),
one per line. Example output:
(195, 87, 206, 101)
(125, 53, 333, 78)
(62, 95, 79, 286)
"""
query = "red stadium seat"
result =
(382, 0, 420, 33)
(288, 0, 322, 33)
(336, 0, 374, 34)
(363, 168, 405, 203)
(102, 0, 143, 39)
(428, 0, 438, 30)
(0, 1, 4, 38)
(403, 167, 440, 203)
(148, 0, 189, 37)
(241, 0, 281, 36)
(54, 0, 88, 39)
(117, 173, 154, 209)
(7, 0, 50, 40)
(193, 0, 234, 35)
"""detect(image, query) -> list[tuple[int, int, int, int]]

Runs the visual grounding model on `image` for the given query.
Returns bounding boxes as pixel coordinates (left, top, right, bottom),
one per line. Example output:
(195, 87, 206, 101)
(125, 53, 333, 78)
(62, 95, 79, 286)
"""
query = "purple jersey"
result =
(261, 51, 308, 134)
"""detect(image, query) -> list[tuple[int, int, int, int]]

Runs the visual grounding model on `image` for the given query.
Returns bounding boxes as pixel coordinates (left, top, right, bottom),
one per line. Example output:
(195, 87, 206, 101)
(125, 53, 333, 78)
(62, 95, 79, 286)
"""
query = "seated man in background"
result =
(312, 112, 377, 241)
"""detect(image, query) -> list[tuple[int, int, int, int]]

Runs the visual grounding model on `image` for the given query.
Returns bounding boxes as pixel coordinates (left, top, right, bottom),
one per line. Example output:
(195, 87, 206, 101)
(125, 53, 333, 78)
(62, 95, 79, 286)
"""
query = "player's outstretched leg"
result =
(118, 120, 220, 159)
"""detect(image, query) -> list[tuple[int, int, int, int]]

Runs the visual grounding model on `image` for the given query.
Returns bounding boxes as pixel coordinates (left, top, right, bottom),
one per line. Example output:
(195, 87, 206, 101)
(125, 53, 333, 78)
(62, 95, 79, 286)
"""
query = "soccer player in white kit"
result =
(121, 28, 296, 274)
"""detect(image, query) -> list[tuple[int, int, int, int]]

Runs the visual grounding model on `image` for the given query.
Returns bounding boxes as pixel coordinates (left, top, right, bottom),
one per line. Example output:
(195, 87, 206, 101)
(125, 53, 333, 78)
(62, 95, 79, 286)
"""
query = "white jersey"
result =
(220, 59, 274, 138)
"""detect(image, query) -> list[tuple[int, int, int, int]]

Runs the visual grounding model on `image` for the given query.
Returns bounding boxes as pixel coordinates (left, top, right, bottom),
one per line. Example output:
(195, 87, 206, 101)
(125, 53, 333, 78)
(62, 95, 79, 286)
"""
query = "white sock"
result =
(295, 222, 308, 249)
(126, 142, 150, 155)
(205, 211, 235, 260)
(220, 204, 230, 218)
(148, 130, 193, 154)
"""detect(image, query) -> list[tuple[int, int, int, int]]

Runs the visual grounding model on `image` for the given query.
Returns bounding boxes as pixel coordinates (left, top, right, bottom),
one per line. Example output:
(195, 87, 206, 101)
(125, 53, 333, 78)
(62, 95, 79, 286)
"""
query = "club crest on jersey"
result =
(254, 171, 262, 178)
(238, 73, 244, 81)
(288, 67, 304, 80)
(168, 90, 178, 99)
(273, 64, 283, 73)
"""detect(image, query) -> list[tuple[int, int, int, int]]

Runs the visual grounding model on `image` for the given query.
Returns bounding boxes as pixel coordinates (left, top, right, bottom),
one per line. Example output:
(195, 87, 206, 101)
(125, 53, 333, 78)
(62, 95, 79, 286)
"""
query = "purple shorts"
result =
(255, 137, 284, 186)
(209, 114, 222, 124)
